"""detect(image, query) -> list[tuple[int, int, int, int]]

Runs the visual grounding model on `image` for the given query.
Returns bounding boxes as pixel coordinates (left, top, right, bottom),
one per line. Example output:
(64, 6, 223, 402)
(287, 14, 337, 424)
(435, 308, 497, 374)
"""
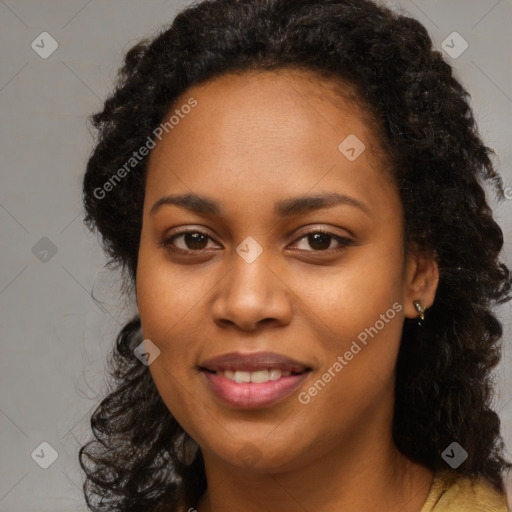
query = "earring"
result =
(413, 299, 425, 326)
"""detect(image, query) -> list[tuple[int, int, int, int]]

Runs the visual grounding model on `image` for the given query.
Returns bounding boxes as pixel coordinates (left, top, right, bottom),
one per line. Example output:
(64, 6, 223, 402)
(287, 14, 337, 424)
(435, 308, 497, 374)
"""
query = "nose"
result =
(211, 248, 293, 331)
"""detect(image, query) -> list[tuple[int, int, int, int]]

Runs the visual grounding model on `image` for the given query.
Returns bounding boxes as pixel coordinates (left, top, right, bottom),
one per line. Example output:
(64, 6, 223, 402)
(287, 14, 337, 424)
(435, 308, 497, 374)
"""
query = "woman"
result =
(80, 0, 511, 510)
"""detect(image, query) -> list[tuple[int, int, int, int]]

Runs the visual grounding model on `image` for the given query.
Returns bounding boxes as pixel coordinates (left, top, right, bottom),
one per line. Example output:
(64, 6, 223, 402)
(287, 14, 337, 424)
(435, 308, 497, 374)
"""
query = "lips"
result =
(199, 351, 312, 409)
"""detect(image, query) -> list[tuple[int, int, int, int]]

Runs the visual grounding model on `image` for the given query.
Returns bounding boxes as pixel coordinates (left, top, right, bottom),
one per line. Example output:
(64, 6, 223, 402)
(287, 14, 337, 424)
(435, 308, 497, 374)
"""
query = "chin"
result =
(204, 437, 310, 474)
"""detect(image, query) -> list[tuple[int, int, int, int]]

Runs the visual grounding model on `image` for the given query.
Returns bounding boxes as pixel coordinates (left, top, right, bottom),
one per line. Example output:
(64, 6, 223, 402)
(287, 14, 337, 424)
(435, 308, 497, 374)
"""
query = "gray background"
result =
(0, 1, 511, 510)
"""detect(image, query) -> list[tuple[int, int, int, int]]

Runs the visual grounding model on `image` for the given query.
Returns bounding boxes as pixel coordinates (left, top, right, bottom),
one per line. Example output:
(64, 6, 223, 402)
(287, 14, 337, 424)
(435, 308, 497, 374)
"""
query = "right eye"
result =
(161, 229, 221, 253)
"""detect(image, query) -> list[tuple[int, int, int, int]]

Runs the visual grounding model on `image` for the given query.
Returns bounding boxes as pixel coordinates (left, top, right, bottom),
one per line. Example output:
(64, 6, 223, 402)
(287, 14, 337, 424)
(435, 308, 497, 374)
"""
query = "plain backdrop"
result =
(1, 1, 511, 510)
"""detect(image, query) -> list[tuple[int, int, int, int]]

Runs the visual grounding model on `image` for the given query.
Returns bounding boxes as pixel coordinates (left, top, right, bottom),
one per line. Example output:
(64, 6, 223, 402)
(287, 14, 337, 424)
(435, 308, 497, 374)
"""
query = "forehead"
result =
(145, 68, 396, 212)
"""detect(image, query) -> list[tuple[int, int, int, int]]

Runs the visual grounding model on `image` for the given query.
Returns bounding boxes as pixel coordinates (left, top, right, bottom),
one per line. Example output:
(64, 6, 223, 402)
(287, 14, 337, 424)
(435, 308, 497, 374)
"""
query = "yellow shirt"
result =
(420, 469, 510, 511)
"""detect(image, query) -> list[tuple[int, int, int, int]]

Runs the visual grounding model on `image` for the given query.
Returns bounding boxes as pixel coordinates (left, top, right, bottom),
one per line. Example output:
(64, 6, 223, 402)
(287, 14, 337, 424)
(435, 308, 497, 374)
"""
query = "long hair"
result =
(80, 0, 512, 510)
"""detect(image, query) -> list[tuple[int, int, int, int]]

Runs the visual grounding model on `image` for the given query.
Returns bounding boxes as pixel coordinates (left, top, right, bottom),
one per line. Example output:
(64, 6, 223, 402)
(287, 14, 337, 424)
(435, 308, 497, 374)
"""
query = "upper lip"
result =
(199, 351, 311, 373)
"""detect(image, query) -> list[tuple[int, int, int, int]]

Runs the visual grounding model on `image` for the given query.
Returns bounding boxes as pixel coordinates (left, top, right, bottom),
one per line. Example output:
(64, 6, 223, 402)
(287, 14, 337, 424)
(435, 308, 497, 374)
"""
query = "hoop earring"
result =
(413, 299, 425, 326)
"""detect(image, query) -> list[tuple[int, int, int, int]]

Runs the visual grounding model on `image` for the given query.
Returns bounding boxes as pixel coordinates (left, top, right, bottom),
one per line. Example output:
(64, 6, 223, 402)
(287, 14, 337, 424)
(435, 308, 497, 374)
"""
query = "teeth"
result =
(270, 369, 281, 380)
(234, 371, 251, 383)
(216, 368, 294, 383)
(251, 369, 269, 383)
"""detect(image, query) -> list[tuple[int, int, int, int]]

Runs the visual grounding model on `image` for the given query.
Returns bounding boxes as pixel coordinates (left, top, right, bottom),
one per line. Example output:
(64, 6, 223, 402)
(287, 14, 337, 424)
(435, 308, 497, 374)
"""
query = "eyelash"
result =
(160, 228, 353, 255)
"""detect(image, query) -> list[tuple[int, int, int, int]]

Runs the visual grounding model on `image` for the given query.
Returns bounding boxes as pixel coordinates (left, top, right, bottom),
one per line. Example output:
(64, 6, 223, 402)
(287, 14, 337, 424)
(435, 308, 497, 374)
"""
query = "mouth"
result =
(199, 351, 312, 409)
(202, 367, 306, 383)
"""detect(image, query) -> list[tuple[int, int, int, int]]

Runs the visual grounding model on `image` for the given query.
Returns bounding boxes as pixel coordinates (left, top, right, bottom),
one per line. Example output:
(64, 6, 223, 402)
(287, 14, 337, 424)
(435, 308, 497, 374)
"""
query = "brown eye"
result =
(162, 230, 217, 252)
(292, 230, 353, 252)
(181, 232, 209, 250)
(306, 232, 331, 251)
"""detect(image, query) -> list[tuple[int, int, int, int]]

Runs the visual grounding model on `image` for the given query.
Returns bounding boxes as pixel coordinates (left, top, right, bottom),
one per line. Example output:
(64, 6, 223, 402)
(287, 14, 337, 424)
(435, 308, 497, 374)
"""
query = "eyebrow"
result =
(149, 192, 370, 217)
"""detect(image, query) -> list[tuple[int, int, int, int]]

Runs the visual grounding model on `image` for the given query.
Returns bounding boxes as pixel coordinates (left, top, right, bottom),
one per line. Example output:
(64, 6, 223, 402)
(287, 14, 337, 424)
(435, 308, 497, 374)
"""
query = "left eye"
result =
(291, 231, 352, 251)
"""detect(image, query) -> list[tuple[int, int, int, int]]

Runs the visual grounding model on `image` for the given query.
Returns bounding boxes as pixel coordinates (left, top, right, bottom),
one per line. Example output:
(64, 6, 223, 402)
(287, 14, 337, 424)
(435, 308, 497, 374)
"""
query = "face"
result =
(136, 69, 436, 473)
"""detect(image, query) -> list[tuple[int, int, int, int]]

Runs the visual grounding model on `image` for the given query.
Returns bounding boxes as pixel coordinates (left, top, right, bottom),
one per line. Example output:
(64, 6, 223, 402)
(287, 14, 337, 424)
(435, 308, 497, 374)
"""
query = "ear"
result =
(403, 247, 439, 320)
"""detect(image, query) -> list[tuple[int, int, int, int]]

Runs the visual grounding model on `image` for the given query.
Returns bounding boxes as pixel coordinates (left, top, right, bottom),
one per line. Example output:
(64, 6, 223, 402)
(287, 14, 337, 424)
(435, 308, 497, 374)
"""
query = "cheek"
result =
(288, 242, 406, 403)
(136, 250, 206, 428)
(289, 241, 405, 339)
(136, 239, 207, 341)
(135, 245, 207, 402)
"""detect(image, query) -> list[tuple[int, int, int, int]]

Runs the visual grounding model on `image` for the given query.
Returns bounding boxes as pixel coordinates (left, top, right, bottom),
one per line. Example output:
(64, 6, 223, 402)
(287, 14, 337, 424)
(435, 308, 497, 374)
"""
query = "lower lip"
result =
(202, 371, 310, 409)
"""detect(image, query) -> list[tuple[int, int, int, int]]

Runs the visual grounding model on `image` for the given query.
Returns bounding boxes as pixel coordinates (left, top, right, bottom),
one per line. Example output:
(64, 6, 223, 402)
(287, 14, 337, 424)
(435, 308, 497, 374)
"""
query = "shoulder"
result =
(420, 469, 509, 512)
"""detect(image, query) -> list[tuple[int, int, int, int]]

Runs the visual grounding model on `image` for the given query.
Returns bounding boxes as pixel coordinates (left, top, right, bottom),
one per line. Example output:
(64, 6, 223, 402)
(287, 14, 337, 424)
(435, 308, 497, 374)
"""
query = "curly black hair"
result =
(80, 0, 512, 510)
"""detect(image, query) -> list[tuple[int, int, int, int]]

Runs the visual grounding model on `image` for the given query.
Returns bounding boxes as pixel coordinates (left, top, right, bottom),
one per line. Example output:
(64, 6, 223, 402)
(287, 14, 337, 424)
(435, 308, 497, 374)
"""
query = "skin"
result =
(136, 69, 439, 511)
